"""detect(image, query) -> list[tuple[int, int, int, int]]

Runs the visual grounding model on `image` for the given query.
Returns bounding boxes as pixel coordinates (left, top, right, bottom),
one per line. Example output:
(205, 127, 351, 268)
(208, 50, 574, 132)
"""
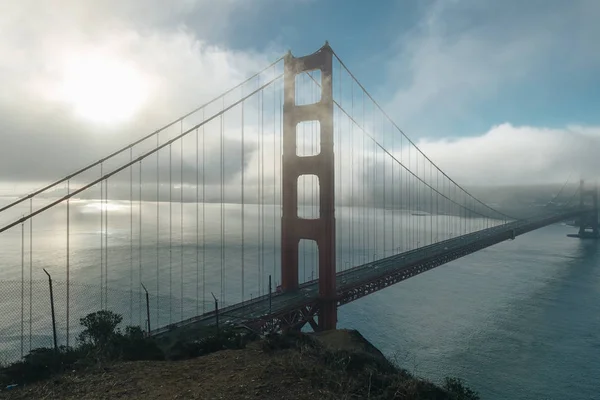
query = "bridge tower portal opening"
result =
(281, 43, 337, 331)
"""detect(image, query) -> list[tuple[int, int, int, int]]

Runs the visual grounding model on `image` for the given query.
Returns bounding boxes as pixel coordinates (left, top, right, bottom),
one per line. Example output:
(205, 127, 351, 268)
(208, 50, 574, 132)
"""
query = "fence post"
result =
(211, 292, 219, 333)
(43, 268, 58, 353)
(141, 283, 151, 333)
(268, 275, 272, 315)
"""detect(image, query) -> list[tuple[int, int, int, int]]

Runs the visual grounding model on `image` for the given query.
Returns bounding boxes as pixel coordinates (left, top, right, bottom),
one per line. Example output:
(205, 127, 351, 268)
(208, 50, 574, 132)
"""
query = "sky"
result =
(1, 0, 599, 196)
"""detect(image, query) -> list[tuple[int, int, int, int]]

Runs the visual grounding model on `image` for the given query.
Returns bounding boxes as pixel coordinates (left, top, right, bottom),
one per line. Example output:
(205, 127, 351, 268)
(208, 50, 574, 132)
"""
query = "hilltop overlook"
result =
(1, 328, 478, 400)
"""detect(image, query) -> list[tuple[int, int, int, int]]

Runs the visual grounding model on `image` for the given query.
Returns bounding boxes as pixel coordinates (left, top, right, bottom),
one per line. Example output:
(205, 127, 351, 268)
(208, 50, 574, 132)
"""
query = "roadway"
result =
(151, 207, 588, 338)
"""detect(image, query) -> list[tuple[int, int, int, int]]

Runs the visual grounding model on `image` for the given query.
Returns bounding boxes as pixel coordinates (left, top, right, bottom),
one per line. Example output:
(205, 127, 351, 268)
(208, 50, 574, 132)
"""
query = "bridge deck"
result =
(151, 208, 587, 338)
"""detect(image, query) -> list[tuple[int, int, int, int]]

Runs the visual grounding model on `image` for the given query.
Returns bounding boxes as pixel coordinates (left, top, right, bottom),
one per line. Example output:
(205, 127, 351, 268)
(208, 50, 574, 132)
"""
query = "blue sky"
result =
(1, 0, 599, 189)
(188, 0, 600, 138)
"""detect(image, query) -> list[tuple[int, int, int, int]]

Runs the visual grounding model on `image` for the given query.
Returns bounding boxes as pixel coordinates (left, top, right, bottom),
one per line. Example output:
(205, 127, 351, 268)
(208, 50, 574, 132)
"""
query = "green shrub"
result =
(75, 311, 164, 362)
(259, 331, 480, 400)
(0, 346, 81, 385)
(166, 327, 257, 360)
(261, 330, 317, 352)
(1, 312, 481, 400)
(0, 310, 166, 385)
(443, 377, 480, 400)
(119, 326, 164, 361)
(78, 310, 123, 348)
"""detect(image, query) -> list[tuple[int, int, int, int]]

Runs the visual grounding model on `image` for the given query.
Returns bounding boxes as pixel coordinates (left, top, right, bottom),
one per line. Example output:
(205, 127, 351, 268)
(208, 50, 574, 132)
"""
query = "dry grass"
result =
(0, 330, 478, 400)
(1, 342, 323, 400)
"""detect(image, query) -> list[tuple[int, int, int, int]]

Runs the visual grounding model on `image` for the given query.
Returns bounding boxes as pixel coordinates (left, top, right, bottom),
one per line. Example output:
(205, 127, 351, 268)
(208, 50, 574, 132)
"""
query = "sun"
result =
(57, 53, 149, 125)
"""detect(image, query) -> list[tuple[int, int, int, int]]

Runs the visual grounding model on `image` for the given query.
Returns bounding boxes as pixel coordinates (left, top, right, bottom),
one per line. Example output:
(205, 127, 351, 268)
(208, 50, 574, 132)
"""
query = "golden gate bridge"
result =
(0, 43, 597, 362)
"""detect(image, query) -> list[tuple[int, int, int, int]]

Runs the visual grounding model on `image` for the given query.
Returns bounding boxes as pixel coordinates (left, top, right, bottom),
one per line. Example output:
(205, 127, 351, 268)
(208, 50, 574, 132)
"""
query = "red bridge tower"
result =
(281, 43, 337, 330)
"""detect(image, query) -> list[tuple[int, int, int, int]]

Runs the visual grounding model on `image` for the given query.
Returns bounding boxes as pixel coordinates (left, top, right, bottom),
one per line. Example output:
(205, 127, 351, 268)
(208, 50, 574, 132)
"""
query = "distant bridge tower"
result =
(576, 180, 599, 238)
(281, 43, 337, 330)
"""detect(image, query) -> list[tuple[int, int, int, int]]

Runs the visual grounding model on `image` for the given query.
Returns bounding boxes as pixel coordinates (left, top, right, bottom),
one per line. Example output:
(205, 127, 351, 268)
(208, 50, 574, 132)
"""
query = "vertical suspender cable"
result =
(257, 75, 262, 294)
(400, 134, 403, 251)
(156, 133, 160, 325)
(404, 137, 407, 249)
(327, 67, 332, 260)
(372, 103, 376, 257)
(139, 161, 143, 325)
(29, 198, 32, 351)
(261, 83, 265, 293)
(273, 68, 277, 280)
(20, 219, 24, 358)
(241, 94, 245, 302)
(338, 65, 343, 270)
(444, 177, 447, 237)
(351, 78, 355, 266)
(66, 180, 70, 348)
(414, 149, 418, 247)
(220, 102, 225, 304)
(383, 113, 386, 256)
(105, 177, 108, 308)
(156, 134, 160, 326)
(430, 163, 433, 245)
(130, 148, 133, 325)
(100, 164, 104, 309)
(313, 74, 318, 272)
(279, 77, 283, 286)
(422, 155, 425, 244)
(464, 191, 466, 235)
(408, 138, 411, 248)
(202, 109, 206, 313)
(169, 143, 172, 324)
(362, 91, 366, 263)
(196, 126, 200, 314)
(455, 184, 458, 236)
(180, 121, 184, 319)
(391, 120, 395, 253)
(436, 170, 439, 242)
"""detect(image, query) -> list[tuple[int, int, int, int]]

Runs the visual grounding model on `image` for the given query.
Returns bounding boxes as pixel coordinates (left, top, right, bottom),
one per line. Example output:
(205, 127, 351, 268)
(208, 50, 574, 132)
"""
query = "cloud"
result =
(1, 0, 598, 220)
(0, 0, 281, 190)
(402, 123, 600, 186)
(383, 0, 600, 136)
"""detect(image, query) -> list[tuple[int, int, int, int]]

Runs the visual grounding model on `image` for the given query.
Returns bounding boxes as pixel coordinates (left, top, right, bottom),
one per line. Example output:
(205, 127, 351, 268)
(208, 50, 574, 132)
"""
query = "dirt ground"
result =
(1, 342, 325, 400)
(0, 330, 368, 400)
(0, 330, 464, 400)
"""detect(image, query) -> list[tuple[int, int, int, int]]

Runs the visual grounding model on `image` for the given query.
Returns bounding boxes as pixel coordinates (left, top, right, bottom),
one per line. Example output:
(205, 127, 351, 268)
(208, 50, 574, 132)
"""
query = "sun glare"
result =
(58, 54, 149, 125)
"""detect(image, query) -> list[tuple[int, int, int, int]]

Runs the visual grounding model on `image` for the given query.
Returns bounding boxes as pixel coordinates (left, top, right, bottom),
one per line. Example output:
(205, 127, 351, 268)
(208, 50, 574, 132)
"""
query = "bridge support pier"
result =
(281, 43, 337, 331)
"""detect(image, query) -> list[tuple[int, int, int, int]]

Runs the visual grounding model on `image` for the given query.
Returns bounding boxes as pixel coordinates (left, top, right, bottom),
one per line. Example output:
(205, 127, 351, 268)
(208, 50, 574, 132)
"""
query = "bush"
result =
(0, 347, 81, 385)
(1, 312, 260, 385)
(0, 310, 165, 385)
(118, 326, 164, 362)
(261, 330, 317, 353)
(78, 310, 123, 348)
(75, 311, 164, 362)
(166, 327, 257, 360)
(443, 377, 480, 400)
(1, 312, 482, 400)
(259, 331, 480, 400)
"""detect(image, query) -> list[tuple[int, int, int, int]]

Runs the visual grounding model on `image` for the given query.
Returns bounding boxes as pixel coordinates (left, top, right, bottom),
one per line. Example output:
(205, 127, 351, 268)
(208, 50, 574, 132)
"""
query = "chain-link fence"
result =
(0, 279, 216, 365)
